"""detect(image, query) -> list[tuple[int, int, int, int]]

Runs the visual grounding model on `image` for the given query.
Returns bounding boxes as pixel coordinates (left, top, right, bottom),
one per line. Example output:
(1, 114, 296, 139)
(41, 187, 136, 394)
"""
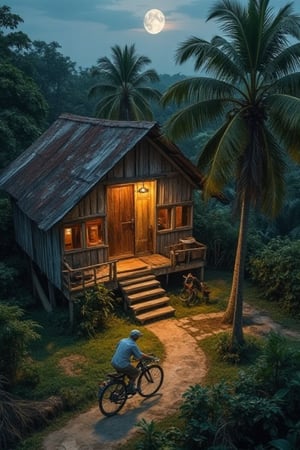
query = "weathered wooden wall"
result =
(12, 202, 62, 288)
(12, 138, 197, 292)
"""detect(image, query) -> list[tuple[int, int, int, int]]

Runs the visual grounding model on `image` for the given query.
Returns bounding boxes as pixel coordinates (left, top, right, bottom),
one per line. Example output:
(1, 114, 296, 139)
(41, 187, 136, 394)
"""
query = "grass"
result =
(13, 309, 164, 450)
(200, 333, 263, 385)
(167, 269, 229, 318)
(11, 268, 300, 449)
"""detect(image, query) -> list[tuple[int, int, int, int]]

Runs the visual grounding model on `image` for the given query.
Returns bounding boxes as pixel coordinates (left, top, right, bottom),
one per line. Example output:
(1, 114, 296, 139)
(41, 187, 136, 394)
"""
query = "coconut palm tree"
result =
(161, 0, 300, 346)
(88, 44, 161, 121)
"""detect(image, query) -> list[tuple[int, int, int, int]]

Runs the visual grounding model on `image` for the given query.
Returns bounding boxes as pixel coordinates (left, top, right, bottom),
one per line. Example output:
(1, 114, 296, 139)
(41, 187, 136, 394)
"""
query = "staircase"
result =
(118, 269, 175, 324)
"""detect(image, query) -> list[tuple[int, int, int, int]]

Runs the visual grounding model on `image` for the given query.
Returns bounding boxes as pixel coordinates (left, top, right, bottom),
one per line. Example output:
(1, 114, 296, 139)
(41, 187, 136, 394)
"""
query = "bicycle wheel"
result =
(98, 380, 127, 416)
(189, 289, 200, 305)
(137, 364, 164, 397)
(180, 289, 191, 303)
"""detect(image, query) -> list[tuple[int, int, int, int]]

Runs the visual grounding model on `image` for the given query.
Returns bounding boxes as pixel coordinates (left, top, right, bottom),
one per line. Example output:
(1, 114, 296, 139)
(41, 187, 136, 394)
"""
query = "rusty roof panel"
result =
(0, 114, 204, 231)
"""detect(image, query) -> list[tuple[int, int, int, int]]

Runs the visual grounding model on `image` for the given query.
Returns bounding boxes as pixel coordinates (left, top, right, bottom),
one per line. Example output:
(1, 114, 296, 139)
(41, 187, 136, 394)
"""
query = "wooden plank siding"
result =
(11, 139, 197, 293)
(1, 116, 208, 302)
(12, 202, 62, 288)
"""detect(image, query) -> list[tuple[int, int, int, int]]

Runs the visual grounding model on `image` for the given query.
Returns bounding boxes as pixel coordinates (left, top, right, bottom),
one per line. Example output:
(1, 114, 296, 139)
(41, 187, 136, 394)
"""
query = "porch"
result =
(62, 239, 207, 323)
(62, 239, 207, 295)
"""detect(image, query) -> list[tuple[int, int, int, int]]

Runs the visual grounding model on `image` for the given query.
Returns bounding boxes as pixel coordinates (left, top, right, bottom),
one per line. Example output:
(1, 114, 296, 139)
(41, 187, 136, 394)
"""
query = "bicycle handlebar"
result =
(137, 356, 160, 367)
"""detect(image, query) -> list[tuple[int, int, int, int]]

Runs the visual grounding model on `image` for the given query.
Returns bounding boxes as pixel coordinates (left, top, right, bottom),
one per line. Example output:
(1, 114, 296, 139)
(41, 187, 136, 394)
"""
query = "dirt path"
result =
(42, 304, 300, 450)
(42, 318, 207, 450)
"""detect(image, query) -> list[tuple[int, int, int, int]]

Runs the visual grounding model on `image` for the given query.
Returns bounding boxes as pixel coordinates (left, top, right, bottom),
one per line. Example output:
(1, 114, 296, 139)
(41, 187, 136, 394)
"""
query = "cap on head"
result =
(130, 329, 143, 338)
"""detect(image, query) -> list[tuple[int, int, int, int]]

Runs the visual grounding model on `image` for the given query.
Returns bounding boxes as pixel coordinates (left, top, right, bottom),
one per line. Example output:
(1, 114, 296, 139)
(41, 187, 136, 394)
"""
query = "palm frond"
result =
(267, 93, 300, 133)
(272, 72, 300, 97)
(129, 93, 154, 121)
(163, 99, 228, 141)
(134, 69, 160, 85)
(207, 0, 246, 36)
(175, 36, 243, 80)
(88, 83, 116, 99)
(94, 95, 121, 120)
(161, 77, 239, 106)
(257, 3, 300, 69)
(267, 93, 300, 163)
(207, 0, 254, 68)
(264, 43, 300, 79)
(175, 36, 209, 65)
(259, 127, 287, 216)
(134, 86, 161, 102)
(199, 112, 249, 198)
(211, 35, 244, 74)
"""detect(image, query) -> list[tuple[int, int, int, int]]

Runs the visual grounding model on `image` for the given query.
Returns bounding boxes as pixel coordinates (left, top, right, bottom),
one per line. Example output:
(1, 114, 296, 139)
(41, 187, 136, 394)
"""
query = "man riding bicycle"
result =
(111, 329, 153, 394)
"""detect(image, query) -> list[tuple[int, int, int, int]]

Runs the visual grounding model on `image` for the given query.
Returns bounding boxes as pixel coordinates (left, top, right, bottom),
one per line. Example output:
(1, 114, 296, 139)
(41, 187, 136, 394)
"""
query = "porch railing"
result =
(167, 238, 207, 268)
(62, 260, 118, 293)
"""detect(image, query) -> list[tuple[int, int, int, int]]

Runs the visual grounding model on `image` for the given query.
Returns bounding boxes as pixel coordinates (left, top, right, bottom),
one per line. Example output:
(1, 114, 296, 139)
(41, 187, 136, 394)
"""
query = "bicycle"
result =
(98, 357, 164, 417)
(180, 273, 210, 306)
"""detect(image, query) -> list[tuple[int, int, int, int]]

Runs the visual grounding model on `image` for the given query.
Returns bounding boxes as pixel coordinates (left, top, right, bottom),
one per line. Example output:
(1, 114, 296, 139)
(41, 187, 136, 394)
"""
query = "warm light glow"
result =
(138, 182, 149, 193)
(144, 9, 165, 34)
(64, 228, 72, 246)
(87, 220, 103, 246)
(64, 224, 82, 250)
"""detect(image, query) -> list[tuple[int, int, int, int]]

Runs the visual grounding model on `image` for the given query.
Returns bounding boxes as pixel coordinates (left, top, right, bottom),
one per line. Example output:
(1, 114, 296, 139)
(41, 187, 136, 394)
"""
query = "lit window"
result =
(175, 205, 191, 228)
(157, 208, 171, 230)
(86, 219, 103, 247)
(64, 224, 82, 250)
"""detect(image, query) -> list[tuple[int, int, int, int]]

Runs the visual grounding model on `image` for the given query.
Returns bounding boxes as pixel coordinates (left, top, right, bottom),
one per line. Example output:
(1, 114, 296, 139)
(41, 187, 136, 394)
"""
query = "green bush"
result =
(74, 284, 115, 338)
(135, 419, 181, 450)
(251, 332, 300, 392)
(16, 359, 40, 388)
(0, 262, 19, 299)
(249, 237, 300, 315)
(0, 304, 41, 384)
(135, 333, 300, 449)
(215, 332, 259, 364)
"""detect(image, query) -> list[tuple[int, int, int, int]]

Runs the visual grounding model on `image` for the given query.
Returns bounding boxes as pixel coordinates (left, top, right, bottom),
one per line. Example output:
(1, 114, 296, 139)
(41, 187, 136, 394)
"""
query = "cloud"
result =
(6, 0, 298, 75)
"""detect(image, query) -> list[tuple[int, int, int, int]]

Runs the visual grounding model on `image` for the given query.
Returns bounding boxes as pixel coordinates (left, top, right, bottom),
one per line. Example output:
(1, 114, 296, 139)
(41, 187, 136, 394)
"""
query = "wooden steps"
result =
(134, 306, 175, 323)
(118, 269, 175, 324)
(122, 279, 161, 295)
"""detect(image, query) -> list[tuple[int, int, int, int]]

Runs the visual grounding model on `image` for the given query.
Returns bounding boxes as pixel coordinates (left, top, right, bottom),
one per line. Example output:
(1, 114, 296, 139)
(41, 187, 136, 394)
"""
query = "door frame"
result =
(107, 181, 156, 259)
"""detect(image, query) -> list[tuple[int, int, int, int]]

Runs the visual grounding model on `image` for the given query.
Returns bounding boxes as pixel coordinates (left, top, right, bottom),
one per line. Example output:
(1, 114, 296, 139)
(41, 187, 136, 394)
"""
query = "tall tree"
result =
(0, 6, 47, 168)
(161, 0, 300, 346)
(17, 41, 77, 124)
(88, 44, 161, 120)
(0, 5, 30, 60)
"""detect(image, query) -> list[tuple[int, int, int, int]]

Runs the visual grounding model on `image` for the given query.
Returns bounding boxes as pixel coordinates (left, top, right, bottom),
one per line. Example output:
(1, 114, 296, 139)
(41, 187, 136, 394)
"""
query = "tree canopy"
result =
(0, 5, 47, 168)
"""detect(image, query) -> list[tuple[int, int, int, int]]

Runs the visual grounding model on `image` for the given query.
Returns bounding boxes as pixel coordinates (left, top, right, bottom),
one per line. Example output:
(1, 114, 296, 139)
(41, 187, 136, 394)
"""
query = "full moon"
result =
(144, 9, 165, 34)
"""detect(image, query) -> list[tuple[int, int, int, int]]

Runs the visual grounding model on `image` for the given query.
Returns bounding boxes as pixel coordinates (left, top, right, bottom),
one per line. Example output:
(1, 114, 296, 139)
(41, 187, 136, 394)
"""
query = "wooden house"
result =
(0, 114, 208, 323)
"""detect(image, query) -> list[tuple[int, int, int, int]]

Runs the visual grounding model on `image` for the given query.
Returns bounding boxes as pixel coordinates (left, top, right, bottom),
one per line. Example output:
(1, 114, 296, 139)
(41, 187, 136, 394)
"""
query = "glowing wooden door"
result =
(135, 185, 154, 255)
(107, 185, 135, 258)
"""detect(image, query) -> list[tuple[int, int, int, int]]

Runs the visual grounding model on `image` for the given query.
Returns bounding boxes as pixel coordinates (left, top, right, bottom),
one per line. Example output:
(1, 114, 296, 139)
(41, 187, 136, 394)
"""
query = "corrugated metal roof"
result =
(0, 114, 204, 231)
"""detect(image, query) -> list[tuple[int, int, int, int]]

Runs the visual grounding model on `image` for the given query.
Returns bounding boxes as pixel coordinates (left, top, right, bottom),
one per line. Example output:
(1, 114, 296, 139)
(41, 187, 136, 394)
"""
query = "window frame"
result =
(86, 219, 103, 247)
(157, 203, 192, 232)
(174, 204, 192, 229)
(63, 217, 105, 252)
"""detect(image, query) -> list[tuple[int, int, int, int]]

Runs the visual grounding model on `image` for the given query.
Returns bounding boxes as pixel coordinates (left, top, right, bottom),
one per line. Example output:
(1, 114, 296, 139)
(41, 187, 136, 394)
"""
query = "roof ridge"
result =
(59, 113, 156, 129)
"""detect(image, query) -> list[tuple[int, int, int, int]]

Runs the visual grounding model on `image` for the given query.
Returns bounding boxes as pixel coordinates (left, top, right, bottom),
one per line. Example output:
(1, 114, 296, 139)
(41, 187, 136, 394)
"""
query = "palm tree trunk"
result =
(222, 194, 251, 346)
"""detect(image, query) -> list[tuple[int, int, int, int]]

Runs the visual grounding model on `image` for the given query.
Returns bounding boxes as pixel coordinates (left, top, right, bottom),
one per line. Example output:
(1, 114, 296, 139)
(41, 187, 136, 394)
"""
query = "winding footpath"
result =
(42, 305, 300, 450)
(43, 318, 207, 450)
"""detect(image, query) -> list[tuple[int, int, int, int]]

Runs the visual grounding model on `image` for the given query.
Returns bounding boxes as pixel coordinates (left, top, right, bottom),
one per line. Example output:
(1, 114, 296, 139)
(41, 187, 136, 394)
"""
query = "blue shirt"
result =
(111, 337, 143, 368)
